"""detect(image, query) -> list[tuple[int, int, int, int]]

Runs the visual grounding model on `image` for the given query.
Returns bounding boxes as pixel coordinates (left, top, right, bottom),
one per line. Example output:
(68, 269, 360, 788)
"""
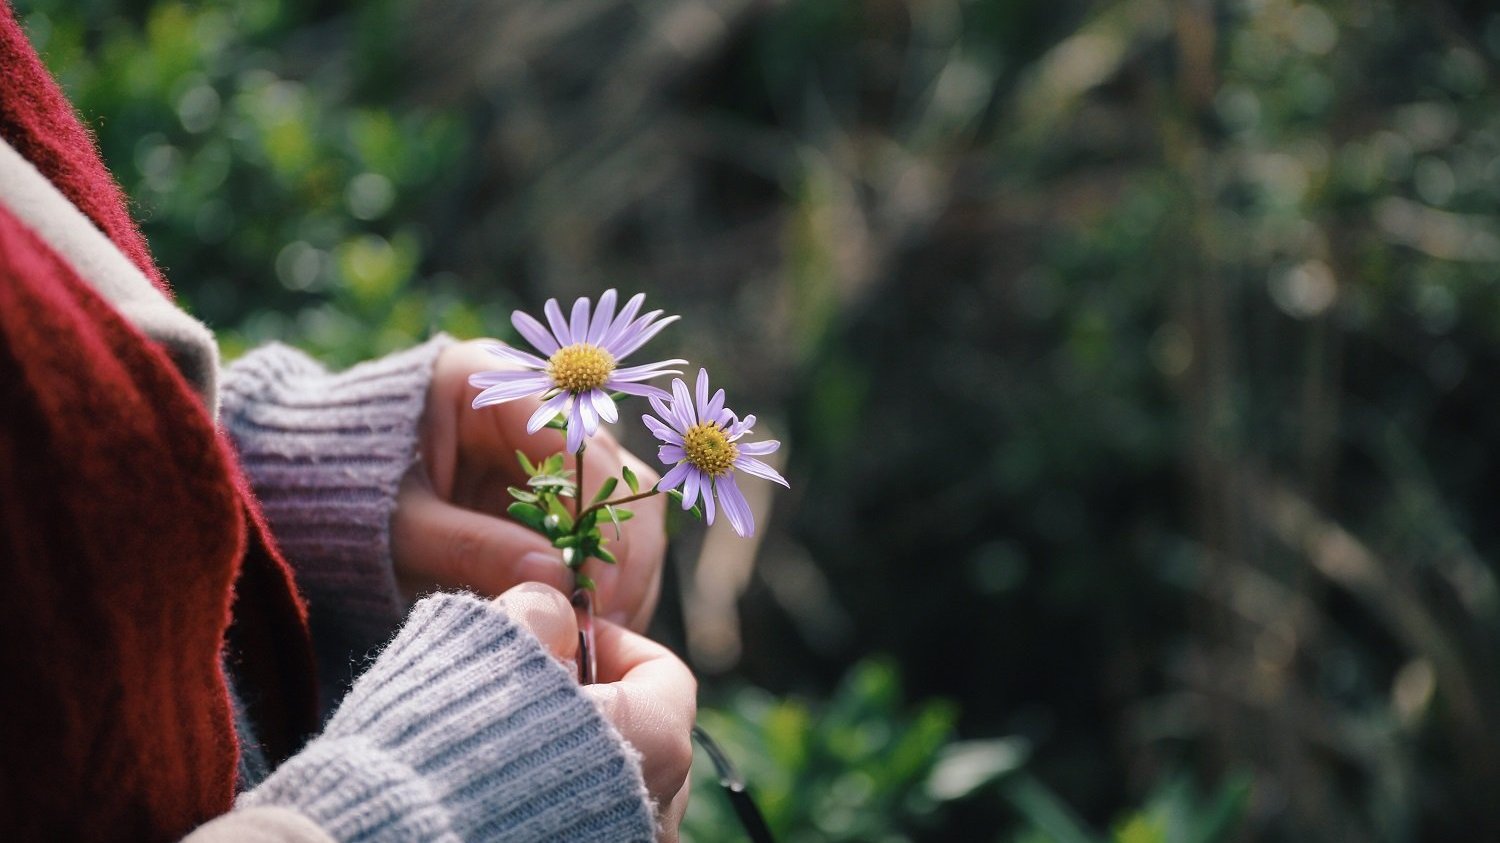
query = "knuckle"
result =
(443, 525, 489, 580)
(667, 731, 694, 780)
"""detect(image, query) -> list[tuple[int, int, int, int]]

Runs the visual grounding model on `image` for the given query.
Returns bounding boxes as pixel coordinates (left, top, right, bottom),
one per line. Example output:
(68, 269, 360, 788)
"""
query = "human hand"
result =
(393, 340, 667, 630)
(496, 583, 696, 841)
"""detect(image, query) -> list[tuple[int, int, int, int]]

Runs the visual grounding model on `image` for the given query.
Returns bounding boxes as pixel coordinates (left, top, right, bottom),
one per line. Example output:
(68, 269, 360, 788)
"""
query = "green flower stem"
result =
(574, 443, 586, 520)
(570, 443, 597, 684)
(577, 488, 661, 525)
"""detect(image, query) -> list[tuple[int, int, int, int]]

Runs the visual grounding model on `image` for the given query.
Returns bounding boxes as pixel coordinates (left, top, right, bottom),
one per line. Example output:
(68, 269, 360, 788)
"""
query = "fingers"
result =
(585, 618, 697, 827)
(392, 469, 573, 598)
(492, 582, 579, 663)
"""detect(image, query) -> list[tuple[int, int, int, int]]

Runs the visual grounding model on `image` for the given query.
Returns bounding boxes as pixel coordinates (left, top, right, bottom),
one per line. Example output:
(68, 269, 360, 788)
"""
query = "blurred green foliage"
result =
(1007, 773, 1250, 843)
(686, 660, 971, 842)
(20, 0, 1500, 838)
(20, 0, 498, 365)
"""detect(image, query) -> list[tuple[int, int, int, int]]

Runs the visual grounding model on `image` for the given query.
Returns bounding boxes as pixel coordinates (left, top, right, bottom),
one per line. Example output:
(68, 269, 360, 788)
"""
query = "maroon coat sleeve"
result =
(0, 5, 317, 840)
(0, 204, 244, 839)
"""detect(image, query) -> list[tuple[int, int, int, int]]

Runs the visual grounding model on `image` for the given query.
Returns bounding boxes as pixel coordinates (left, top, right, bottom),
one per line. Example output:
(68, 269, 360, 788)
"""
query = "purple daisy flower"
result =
(642, 369, 788, 538)
(469, 290, 685, 452)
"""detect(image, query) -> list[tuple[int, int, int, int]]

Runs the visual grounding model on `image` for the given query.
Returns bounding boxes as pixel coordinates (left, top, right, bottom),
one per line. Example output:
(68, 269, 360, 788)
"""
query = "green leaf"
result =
(592, 476, 618, 504)
(507, 486, 540, 504)
(506, 502, 546, 531)
(925, 738, 1029, 802)
(606, 505, 624, 539)
(528, 475, 577, 496)
(621, 465, 639, 494)
(553, 534, 578, 549)
(578, 509, 599, 532)
(609, 392, 628, 403)
(1005, 776, 1098, 843)
(542, 453, 565, 475)
(595, 545, 618, 565)
(545, 497, 574, 531)
(666, 489, 703, 519)
(1187, 772, 1253, 843)
(613, 508, 635, 522)
(545, 417, 568, 431)
(575, 572, 596, 590)
(516, 450, 537, 475)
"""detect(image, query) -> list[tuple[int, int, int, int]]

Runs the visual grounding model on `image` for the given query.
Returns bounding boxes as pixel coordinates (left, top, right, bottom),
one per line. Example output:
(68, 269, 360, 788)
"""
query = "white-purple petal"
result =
(590, 389, 618, 424)
(588, 289, 617, 345)
(734, 456, 789, 488)
(511, 311, 560, 355)
(608, 380, 671, 401)
(473, 378, 551, 408)
(527, 391, 572, 434)
(610, 359, 687, 382)
(642, 414, 684, 444)
(544, 298, 573, 346)
(578, 391, 599, 434)
(682, 469, 701, 509)
(659, 443, 686, 462)
(569, 296, 591, 345)
(695, 369, 711, 420)
(611, 313, 680, 360)
(647, 395, 677, 428)
(603, 293, 646, 347)
(718, 475, 754, 538)
(702, 479, 717, 524)
(565, 402, 586, 452)
(727, 413, 757, 439)
(481, 341, 548, 370)
(670, 378, 697, 428)
(658, 461, 692, 491)
(602, 311, 655, 358)
(468, 370, 549, 389)
(737, 439, 780, 456)
(706, 388, 726, 420)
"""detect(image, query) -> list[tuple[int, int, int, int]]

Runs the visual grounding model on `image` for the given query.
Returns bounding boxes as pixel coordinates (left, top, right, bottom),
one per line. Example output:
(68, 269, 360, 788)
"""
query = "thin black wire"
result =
(691, 724, 776, 843)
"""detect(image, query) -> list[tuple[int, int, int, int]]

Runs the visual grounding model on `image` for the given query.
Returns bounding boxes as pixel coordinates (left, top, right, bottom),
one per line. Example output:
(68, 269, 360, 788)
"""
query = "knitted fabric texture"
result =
(182, 807, 336, 843)
(219, 338, 452, 710)
(240, 593, 656, 842)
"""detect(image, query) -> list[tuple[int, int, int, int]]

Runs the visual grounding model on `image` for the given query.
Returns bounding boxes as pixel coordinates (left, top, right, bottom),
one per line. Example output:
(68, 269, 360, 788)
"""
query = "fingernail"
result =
(518, 552, 568, 586)
(604, 610, 629, 625)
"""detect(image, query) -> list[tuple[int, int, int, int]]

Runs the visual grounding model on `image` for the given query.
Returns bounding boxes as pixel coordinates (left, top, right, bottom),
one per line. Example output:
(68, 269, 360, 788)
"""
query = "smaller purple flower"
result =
(469, 290, 685, 452)
(642, 369, 788, 538)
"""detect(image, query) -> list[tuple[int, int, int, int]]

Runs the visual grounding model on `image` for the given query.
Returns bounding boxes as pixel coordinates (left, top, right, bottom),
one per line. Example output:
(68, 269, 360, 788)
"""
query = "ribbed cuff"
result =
(183, 806, 337, 843)
(219, 336, 454, 695)
(240, 593, 655, 842)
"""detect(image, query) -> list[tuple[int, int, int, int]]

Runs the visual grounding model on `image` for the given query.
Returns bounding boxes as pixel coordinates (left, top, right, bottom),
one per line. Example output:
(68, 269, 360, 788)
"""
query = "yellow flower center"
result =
(683, 423, 738, 477)
(547, 343, 616, 392)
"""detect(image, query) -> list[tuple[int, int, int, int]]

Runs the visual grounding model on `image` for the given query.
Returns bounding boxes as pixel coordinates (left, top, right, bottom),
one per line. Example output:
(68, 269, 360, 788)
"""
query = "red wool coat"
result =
(0, 5, 317, 840)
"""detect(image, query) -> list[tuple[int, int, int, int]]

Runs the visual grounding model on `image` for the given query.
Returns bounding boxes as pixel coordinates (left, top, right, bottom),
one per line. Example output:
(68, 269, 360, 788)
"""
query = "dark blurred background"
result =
(18, 0, 1500, 839)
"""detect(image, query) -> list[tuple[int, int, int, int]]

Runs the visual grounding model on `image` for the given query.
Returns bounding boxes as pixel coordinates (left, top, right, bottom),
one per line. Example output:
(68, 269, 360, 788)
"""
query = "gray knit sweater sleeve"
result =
(232, 592, 656, 841)
(218, 337, 453, 694)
